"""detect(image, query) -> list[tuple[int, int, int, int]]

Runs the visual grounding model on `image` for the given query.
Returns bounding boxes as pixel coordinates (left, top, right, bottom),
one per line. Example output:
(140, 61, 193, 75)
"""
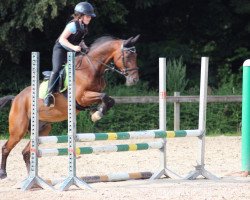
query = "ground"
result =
(0, 136, 249, 200)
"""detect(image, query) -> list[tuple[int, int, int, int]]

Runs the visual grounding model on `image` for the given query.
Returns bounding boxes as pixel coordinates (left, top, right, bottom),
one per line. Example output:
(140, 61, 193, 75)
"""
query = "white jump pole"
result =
(184, 57, 219, 180)
(150, 57, 181, 180)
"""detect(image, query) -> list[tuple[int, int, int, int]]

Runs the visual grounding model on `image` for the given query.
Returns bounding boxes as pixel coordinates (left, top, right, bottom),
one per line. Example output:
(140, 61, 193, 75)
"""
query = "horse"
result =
(0, 35, 140, 179)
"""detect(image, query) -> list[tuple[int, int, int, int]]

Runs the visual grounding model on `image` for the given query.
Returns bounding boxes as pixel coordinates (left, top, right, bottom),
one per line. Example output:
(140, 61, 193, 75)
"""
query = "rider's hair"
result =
(72, 12, 83, 21)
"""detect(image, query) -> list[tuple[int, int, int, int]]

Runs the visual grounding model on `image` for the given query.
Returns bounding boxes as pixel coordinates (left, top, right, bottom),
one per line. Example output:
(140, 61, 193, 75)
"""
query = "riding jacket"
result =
(59, 20, 88, 51)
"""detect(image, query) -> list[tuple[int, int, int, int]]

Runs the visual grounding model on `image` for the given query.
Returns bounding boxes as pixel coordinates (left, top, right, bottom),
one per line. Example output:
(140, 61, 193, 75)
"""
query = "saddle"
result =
(42, 67, 68, 93)
(39, 67, 68, 99)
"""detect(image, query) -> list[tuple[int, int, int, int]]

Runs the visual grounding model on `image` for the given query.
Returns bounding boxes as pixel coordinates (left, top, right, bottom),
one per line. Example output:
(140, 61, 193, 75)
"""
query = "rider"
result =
(44, 1, 96, 107)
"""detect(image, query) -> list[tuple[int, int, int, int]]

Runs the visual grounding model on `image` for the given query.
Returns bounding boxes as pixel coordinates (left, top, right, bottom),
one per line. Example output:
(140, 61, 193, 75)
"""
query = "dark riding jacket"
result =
(67, 21, 88, 46)
(52, 21, 88, 74)
(56, 20, 88, 51)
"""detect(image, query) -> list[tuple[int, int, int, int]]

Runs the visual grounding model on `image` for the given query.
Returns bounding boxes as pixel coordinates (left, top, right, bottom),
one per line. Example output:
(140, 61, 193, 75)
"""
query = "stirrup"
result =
(44, 93, 55, 107)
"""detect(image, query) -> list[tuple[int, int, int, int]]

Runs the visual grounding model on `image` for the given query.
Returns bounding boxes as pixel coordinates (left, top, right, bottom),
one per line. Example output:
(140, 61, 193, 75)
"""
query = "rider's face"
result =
(80, 15, 92, 25)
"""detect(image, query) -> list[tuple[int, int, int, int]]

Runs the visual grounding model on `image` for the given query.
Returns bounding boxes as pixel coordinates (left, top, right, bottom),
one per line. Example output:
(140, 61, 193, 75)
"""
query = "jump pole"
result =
(58, 52, 92, 191)
(184, 57, 219, 180)
(150, 58, 181, 180)
(241, 60, 250, 175)
(21, 52, 54, 190)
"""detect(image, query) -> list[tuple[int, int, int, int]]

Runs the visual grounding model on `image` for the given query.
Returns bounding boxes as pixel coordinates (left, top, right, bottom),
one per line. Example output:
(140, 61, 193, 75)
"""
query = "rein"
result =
(76, 43, 139, 77)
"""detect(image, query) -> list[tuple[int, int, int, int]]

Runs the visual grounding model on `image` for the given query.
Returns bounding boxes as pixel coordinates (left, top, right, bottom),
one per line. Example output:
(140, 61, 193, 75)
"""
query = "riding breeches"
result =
(52, 42, 68, 77)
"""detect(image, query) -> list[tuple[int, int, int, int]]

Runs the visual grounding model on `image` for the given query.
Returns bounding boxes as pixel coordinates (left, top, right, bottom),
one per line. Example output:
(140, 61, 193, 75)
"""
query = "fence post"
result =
(242, 60, 250, 174)
(174, 92, 180, 130)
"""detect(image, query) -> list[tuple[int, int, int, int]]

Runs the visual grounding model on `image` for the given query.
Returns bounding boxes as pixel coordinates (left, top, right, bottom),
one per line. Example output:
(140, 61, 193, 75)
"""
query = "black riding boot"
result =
(44, 72, 58, 107)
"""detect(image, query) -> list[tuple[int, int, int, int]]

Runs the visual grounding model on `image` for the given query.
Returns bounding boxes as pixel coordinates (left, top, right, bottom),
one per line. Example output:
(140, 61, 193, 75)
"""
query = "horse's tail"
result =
(0, 95, 15, 109)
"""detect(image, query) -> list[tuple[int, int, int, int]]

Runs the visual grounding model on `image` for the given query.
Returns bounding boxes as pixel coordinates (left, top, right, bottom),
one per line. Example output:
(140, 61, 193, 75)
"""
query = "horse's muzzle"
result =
(125, 76, 139, 86)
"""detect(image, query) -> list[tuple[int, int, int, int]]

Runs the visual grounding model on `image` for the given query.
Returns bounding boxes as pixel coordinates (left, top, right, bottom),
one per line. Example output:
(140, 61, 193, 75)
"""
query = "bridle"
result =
(119, 44, 139, 76)
(77, 42, 139, 77)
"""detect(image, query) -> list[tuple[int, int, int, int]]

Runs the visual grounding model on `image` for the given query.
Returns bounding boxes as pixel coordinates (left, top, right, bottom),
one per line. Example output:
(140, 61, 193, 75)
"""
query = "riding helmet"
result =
(74, 2, 96, 17)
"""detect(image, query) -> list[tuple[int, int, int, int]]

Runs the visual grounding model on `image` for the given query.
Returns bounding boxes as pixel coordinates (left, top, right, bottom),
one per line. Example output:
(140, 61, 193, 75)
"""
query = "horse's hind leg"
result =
(0, 125, 28, 179)
(22, 122, 51, 174)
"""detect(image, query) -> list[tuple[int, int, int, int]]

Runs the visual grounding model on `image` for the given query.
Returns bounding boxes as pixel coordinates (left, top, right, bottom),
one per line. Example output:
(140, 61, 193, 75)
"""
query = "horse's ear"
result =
(130, 34, 140, 45)
(123, 37, 133, 47)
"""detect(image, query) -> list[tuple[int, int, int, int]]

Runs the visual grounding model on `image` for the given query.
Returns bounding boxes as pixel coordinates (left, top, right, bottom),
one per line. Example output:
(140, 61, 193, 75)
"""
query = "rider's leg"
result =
(44, 43, 66, 107)
(44, 71, 59, 107)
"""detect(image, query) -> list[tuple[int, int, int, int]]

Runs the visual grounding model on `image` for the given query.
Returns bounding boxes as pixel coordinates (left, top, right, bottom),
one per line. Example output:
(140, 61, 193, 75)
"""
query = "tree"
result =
(1, 0, 250, 94)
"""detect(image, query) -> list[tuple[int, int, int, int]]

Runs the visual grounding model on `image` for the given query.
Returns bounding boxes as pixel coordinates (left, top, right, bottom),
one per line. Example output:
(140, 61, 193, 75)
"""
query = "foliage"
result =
(215, 64, 242, 95)
(166, 57, 189, 95)
(0, 0, 248, 137)
(1, 0, 250, 89)
(0, 107, 9, 136)
(44, 96, 243, 135)
(0, 82, 242, 138)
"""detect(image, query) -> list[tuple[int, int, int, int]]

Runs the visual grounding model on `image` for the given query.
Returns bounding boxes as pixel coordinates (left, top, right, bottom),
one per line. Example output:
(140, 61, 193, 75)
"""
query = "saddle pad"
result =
(39, 81, 49, 99)
(38, 65, 69, 99)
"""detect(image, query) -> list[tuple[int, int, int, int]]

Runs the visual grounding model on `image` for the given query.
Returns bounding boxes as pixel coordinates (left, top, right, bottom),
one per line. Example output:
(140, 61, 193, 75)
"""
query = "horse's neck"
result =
(87, 47, 115, 73)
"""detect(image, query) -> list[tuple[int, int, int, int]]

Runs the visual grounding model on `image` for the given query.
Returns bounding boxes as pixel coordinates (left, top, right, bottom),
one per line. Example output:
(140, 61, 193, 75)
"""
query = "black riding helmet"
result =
(74, 2, 96, 17)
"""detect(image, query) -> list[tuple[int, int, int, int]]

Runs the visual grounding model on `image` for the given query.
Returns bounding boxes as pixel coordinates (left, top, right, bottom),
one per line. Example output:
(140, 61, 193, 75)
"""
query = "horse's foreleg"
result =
(92, 93, 115, 120)
(22, 122, 51, 174)
(77, 91, 115, 122)
(0, 142, 10, 179)
(22, 141, 31, 174)
(90, 93, 115, 122)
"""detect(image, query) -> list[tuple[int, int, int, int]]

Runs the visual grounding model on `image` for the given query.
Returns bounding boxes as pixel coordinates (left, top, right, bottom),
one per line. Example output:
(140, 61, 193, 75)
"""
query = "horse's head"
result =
(113, 35, 140, 86)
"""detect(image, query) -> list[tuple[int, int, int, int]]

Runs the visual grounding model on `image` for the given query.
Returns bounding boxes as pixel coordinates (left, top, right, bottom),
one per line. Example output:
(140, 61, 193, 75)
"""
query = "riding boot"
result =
(44, 72, 58, 107)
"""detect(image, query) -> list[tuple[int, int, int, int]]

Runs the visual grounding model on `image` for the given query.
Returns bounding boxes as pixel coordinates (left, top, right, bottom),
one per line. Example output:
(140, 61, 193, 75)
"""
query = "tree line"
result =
(0, 0, 250, 94)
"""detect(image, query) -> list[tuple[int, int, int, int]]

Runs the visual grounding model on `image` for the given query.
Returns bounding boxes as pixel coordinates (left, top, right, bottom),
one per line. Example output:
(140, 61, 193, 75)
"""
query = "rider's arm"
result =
(79, 40, 89, 53)
(58, 23, 81, 52)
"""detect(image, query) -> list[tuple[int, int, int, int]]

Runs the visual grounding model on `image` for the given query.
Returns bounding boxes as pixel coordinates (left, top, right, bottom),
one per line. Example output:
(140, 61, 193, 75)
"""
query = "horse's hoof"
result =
(91, 111, 103, 122)
(0, 169, 7, 179)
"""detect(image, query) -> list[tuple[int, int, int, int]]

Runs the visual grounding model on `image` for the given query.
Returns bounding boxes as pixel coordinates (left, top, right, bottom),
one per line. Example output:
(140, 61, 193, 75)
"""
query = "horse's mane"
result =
(90, 36, 119, 51)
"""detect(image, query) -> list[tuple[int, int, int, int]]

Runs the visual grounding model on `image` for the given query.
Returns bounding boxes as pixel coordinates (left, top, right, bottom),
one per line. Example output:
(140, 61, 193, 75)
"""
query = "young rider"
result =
(44, 1, 96, 107)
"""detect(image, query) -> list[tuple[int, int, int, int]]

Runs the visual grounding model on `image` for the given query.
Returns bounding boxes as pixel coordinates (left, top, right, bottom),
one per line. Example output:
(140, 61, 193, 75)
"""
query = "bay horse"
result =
(0, 35, 140, 179)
